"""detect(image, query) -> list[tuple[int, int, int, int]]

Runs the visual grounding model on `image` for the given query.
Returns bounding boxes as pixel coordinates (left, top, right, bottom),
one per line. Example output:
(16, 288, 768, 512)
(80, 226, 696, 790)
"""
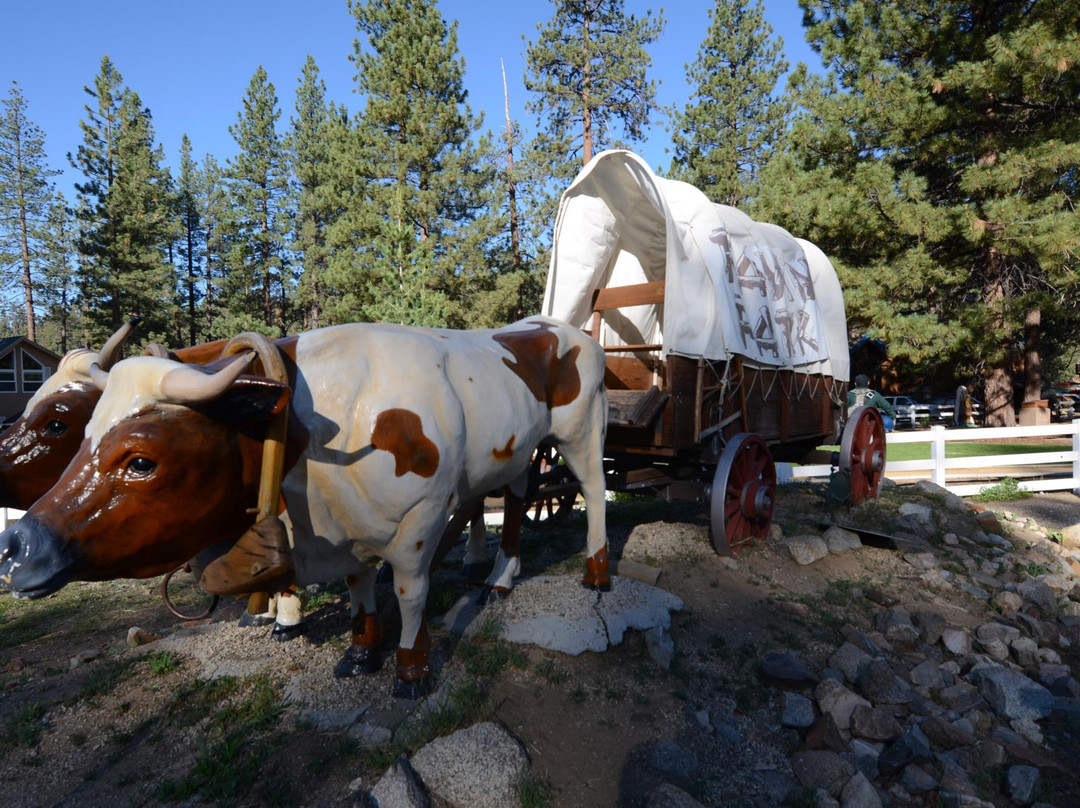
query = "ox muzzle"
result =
(0, 516, 76, 599)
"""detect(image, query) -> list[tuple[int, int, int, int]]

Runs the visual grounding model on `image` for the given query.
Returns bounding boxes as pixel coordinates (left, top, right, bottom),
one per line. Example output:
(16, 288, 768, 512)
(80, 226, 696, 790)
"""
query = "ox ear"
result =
(191, 376, 291, 435)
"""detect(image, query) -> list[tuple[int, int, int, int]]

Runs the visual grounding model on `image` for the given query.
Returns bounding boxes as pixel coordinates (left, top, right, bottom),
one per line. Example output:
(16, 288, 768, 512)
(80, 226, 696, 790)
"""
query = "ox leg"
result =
(270, 587, 306, 642)
(391, 561, 433, 699)
(238, 591, 275, 628)
(461, 512, 489, 584)
(484, 488, 523, 594)
(557, 411, 610, 592)
(334, 567, 384, 677)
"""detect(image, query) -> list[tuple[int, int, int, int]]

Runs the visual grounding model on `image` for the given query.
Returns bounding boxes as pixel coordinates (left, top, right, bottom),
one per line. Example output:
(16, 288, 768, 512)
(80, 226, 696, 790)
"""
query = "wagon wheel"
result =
(709, 433, 776, 556)
(839, 406, 887, 504)
(523, 445, 580, 524)
(161, 563, 219, 621)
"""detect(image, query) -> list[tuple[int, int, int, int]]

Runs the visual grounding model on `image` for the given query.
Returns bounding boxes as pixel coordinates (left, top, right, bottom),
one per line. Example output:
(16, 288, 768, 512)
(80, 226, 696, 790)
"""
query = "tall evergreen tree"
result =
(70, 57, 174, 345)
(200, 153, 229, 338)
(288, 56, 334, 331)
(345, 0, 497, 328)
(176, 134, 203, 345)
(524, 0, 665, 169)
(0, 82, 58, 341)
(669, 0, 790, 206)
(38, 194, 78, 353)
(222, 66, 290, 336)
(755, 0, 1080, 425)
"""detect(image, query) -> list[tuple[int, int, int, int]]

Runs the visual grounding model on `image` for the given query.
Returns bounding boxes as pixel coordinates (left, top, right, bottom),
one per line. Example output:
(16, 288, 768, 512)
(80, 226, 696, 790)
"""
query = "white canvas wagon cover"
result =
(541, 150, 849, 382)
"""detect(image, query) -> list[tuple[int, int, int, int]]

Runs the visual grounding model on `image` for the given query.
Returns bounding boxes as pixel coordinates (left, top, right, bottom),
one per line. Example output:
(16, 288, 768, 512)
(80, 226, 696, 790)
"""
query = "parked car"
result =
(930, 394, 984, 426)
(885, 395, 935, 428)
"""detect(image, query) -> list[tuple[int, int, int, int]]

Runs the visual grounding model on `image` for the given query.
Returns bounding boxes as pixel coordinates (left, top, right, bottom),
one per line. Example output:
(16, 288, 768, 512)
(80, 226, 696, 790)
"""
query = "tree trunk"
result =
(1023, 307, 1041, 404)
(984, 366, 1016, 427)
(582, 12, 592, 166)
(502, 59, 520, 272)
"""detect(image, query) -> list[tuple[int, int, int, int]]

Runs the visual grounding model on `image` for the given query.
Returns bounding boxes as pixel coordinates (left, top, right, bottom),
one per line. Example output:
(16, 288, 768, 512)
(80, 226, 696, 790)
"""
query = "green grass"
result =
(818, 441, 1063, 463)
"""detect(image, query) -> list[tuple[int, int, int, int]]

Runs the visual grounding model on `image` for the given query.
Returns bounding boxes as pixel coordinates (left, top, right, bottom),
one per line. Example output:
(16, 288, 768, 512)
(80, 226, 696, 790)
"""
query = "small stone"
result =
(839, 771, 882, 808)
(644, 783, 707, 808)
(973, 665, 1054, 721)
(1009, 718, 1044, 746)
(761, 652, 819, 688)
(858, 658, 913, 705)
(815, 679, 871, 732)
(913, 611, 947, 645)
(780, 692, 816, 729)
(921, 715, 975, 750)
(126, 627, 164, 647)
(900, 764, 938, 792)
(937, 682, 984, 712)
(875, 608, 919, 647)
(941, 627, 972, 656)
(993, 590, 1024, 612)
(369, 755, 432, 808)
(909, 660, 945, 689)
(849, 705, 902, 742)
(649, 739, 700, 782)
(824, 526, 862, 555)
(877, 725, 932, 776)
(1036, 647, 1062, 665)
(899, 502, 934, 525)
(1010, 637, 1039, 667)
(784, 535, 830, 565)
(976, 622, 1021, 645)
(978, 637, 1011, 661)
(1018, 580, 1058, 620)
(790, 751, 855, 797)
(805, 714, 848, 753)
(1006, 765, 1041, 806)
(829, 642, 874, 684)
(69, 649, 100, 670)
(864, 589, 899, 608)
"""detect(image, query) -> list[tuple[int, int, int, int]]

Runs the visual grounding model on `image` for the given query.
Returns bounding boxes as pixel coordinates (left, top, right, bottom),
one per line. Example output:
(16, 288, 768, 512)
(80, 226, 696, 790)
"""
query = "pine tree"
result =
(345, 0, 497, 328)
(669, 0, 790, 206)
(37, 194, 78, 353)
(288, 56, 334, 331)
(200, 153, 229, 338)
(222, 66, 290, 336)
(0, 81, 59, 341)
(176, 134, 203, 345)
(755, 1, 1080, 425)
(70, 57, 175, 345)
(524, 0, 665, 169)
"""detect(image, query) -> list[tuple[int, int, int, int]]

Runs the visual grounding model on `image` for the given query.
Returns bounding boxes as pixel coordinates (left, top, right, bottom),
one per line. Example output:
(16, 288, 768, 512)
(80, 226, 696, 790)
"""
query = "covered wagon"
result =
(540, 150, 885, 553)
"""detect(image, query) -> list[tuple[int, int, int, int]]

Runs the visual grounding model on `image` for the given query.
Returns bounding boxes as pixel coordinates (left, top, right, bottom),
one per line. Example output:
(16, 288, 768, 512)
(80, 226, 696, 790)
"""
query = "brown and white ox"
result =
(0, 317, 609, 696)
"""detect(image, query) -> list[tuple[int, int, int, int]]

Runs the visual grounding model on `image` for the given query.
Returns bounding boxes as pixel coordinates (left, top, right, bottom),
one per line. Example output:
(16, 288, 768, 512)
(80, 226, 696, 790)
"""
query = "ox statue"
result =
(0, 317, 610, 696)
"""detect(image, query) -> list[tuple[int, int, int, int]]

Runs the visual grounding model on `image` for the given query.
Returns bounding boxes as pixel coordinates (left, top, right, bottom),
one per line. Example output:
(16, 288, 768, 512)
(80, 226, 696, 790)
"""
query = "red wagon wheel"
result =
(839, 406, 887, 504)
(523, 445, 580, 524)
(710, 433, 776, 556)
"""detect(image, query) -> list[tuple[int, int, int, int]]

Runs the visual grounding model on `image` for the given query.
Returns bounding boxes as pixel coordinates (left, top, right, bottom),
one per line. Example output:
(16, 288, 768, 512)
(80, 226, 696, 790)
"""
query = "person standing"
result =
(848, 374, 897, 431)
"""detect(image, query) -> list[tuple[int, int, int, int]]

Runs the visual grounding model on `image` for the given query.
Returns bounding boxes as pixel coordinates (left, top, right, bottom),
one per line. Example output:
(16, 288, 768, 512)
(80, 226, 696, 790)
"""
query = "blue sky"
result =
(2, 0, 821, 196)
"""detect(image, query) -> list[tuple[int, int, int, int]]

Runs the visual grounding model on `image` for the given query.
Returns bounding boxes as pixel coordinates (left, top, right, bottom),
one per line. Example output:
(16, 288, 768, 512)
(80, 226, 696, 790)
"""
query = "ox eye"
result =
(126, 457, 158, 477)
(44, 420, 67, 436)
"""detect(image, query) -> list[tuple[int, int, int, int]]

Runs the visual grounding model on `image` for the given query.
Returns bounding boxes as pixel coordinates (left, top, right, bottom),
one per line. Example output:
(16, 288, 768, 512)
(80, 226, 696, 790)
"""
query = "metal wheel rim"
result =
(161, 566, 219, 621)
(839, 406, 887, 504)
(710, 433, 776, 556)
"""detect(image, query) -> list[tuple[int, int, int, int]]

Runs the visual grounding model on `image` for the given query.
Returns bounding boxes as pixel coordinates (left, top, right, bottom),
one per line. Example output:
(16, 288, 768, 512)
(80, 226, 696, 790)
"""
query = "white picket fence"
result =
(787, 419, 1080, 497)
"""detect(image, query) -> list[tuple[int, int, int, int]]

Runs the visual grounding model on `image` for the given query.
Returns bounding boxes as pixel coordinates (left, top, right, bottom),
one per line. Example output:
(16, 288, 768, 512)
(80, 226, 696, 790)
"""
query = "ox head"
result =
(0, 319, 137, 509)
(0, 352, 290, 598)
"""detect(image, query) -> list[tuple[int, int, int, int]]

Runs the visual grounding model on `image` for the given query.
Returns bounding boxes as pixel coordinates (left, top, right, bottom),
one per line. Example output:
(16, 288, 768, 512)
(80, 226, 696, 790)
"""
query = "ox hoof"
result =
(335, 646, 382, 678)
(479, 586, 510, 605)
(392, 676, 432, 700)
(238, 612, 275, 628)
(270, 622, 306, 642)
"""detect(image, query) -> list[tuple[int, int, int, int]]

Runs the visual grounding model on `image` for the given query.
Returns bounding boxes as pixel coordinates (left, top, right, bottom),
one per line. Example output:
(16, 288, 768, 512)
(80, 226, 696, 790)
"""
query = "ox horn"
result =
(97, 316, 141, 371)
(159, 351, 258, 404)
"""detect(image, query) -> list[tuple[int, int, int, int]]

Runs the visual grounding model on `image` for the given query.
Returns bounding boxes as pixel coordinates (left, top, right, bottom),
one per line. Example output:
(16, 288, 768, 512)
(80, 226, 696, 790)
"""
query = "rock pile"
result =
(754, 481, 1080, 808)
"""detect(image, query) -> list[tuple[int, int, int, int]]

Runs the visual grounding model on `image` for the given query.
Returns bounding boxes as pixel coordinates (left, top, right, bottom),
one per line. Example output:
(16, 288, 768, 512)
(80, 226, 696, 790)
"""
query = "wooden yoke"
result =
(199, 333, 295, 599)
(222, 332, 290, 525)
